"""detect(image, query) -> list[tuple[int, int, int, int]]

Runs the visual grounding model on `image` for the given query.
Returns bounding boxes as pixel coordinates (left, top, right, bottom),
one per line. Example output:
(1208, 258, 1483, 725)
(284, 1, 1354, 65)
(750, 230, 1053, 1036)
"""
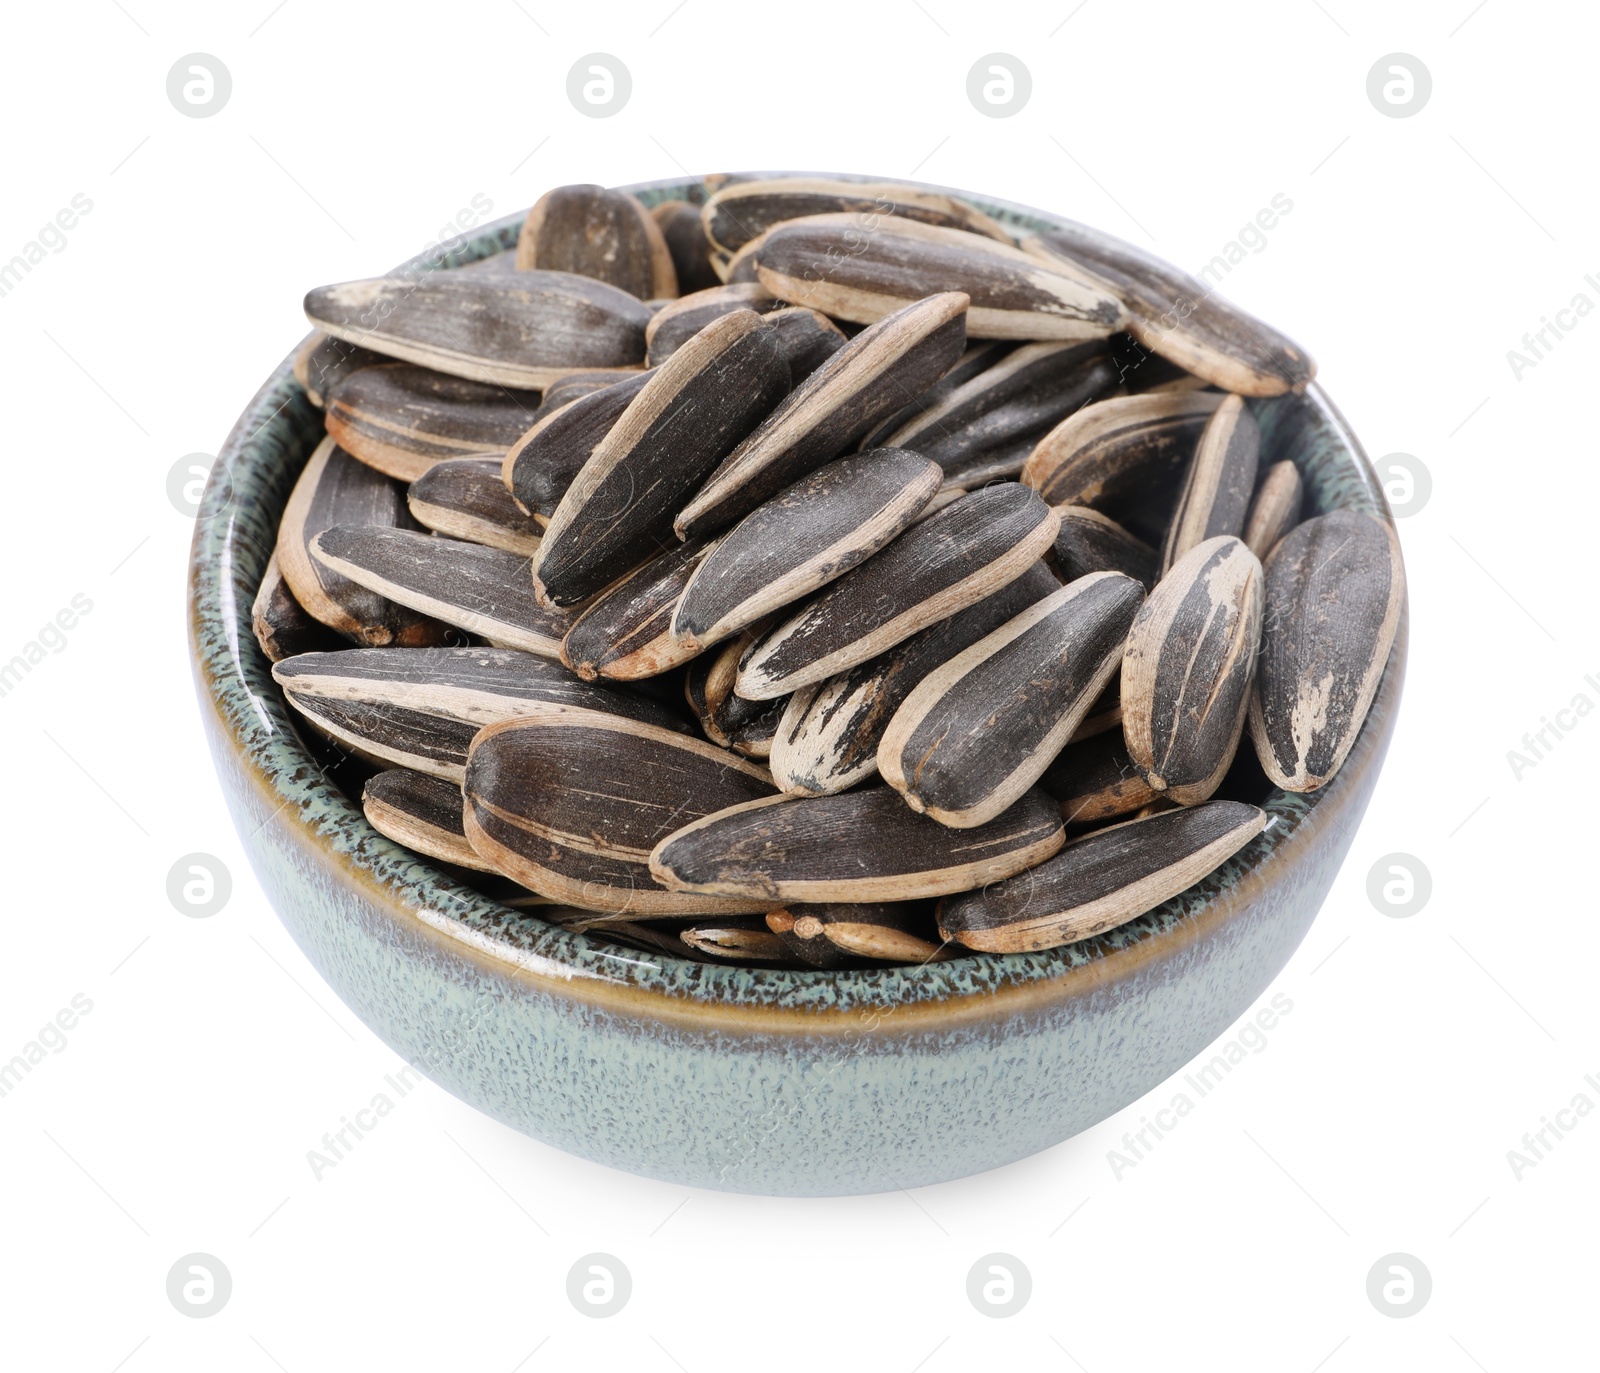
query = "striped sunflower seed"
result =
(684, 623, 780, 746)
(303, 270, 653, 389)
(1020, 223, 1316, 396)
(1249, 510, 1403, 791)
(463, 712, 781, 914)
(671, 448, 941, 654)
(503, 368, 654, 511)
(648, 786, 1065, 903)
(936, 800, 1267, 952)
(532, 309, 791, 607)
(859, 341, 1013, 449)
(1241, 459, 1303, 559)
(649, 199, 722, 295)
(407, 458, 547, 555)
(251, 551, 343, 663)
(753, 215, 1127, 339)
(879, 571, 1146, 828)
(560, 537, 719, 681)
(700, 177, 1012, 257)
(764, 306, 849, 380)
(276, 437, 453, 646)
(767, 903, 950, 963)
(1121, 535, 1263, 805)
(735, 483, 1060, 701)
(309, 526, 573, 657)
(767, 561, 1060, 797)
(879, 340, 1119, 478)
(1160, 393, 1260, 574)
(531, 368, 645, 421)
(1072, 679, 1123, 742)
(362, 768, 493, 873)
(644, 283, 778, 366)
(1039, 732, 1161, 826)
(289, 694, 481, 779)
(323, 363, 540, 481)
(515, 183, 678, 299)
(294, 331, 385, 408)
(675, 292, 969, 540)
(1052, 505, 1158, 588)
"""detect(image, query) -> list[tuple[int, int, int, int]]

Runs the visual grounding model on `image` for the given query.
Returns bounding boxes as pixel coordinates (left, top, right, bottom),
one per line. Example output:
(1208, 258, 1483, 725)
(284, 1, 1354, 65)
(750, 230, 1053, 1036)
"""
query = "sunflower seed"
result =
(1160, 393, 1259, 574)
(294, 331, 385, 408)
(408, 458, 547, 556)
(463, 712, 781, 914)
(768, 561, 1060, 796)
(323, 363, 540, 481)
(1241, 459, 1303, 559)
(1053, 505, 1158, 588)
(1039, 732, 1160, 825)
(1020, 391, 1225, 541)
(304, 270, 653, 389)
(1021, 222, 1316, 396)
(675, 292, 969, 540)
(1108, 333, 1208, 394)
(650, 199, 722, 295)
(271, 645, 688, 736)
(1071, 679, 1123, 742)
(251, 551, 343, 663)
(780, 902, 949, 963)
(1122, 536, 1263, 804)
(560, 537, 719, 681)
(310, 526, 574, 657)
(936, 800, 1267, 952)
(764, 306, 848, 380)
(582, 920, 725, 964)
(764, 910, 869, 969)
(362, 768, 492, 872)
(679, 917, 794, 962)
(753, 214, 1126, 339)
(502, 369, 654, 511)
(684, 624, 778, 746)
(672, 449, 941, 654)
(533, 368, 645, 419)
(879, 571, 1145, 828)
(276, 437, 453, 646)
(515, 184, 677, 299)
(880, 340, 1119, 477)
(533, 309, 791, 607)
(289, 693, 480, 778)
(1248, 511, 1403, 791)
(859, 341, 1012, 449)
(701, 177, 1012, 257)
(735, 483, 1060, 700)
(714, 234, 764, 284)
(649, 785, 1064, 903)
(644, 283, 778, 366)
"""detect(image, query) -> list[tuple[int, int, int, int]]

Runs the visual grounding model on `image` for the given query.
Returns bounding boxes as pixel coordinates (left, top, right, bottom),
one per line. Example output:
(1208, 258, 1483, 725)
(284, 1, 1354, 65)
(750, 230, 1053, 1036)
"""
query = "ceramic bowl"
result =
(187, 174, 1406, 1195)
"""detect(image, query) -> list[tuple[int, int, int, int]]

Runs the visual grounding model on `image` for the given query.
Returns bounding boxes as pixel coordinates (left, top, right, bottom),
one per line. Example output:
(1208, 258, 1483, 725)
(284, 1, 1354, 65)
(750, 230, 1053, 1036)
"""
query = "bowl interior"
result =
(189, 173, 1396, 1018)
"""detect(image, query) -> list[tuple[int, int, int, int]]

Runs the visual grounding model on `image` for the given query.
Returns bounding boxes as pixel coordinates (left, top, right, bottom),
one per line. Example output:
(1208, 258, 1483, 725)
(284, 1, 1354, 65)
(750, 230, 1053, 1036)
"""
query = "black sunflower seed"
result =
(859, 341, 1013, 450)
(1039, 732, 1161, 825)
(294, 331, 385, 408)
(503, 368, 654, 511)
(649, 785, 1065, 903)
(684, 623, 779, 747)
(649, 199, 722, 295)
(362, 768, 492, 872)
(560, 538, 719, 681)
(289, 693, 479, 779)
(879, 571, 1145, 828)
(408, 458, 547, 556)
(1249, 511, 1404, 791)
(251, 551, 344, 663)
(764, 306, 848, 380)
(1160, 392, 1260, 574)
(936, 800, 1267, 952)
(1053, 505, 1158, 588)
(515, 183, 677, 299)
(644, 283, 779, 366)
(1242, 459, 1303, 559)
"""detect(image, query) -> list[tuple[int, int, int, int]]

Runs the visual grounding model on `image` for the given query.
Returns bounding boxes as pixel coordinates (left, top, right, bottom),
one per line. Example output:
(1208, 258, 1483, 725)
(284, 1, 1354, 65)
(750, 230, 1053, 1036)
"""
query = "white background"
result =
(0, 1, 1594, 1368)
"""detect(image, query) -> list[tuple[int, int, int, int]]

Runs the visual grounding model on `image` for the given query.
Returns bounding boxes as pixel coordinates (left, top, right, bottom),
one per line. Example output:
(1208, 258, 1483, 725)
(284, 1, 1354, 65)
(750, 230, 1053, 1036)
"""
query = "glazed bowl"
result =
(187, 174, 1406, 1195)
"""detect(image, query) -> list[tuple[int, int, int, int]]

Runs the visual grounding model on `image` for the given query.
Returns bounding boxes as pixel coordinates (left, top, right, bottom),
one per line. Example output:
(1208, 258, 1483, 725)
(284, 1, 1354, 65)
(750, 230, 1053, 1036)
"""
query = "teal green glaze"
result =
(187, 175, 1406, 1194)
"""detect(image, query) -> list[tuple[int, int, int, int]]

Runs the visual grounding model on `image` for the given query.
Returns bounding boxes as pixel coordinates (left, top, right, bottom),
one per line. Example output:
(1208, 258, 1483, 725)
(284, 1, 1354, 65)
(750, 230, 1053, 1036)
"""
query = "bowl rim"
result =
(187, 171, 1406, 1032)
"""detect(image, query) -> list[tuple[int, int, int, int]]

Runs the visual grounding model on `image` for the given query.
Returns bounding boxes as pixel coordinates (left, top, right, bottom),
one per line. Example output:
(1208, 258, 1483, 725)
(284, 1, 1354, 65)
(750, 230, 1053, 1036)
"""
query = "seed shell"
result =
(735, 483, 1060, 700)
(1248, 510, 1404, 791)
(859, 342, 1012, 450)
(700, 177, 1013, 256)
(276, 437, 453, 646)
(515, 184, 677, 299)
(672, 449, 941, 653)
(289, 693, 479, 778)
(764, 306, 848, 380)
(304, 270, 653, 389)
(764, 911, 870, 969)
(1052, 505, 1158, 588)
(310, 526, 574, 657)
(463, 712, 782, 914)
(878, 571, 1146, 828)
(324, 363, 541, 481)
(1241, 459, 1303, 559)
(1160, 393, 1260, 574)
(773, 902, 950, 963)
(533, 309, 791, 607)
(294, 332, 385, 408)
(650, 199, 722, 295)
(503, 369, 654, 511)
(560, 538, 719, 681)
(1021, 222, 1316, 396)
(407, 458, 547, 556)
(1039, 732, 1161, 825)
(753, 214, 1126, 339)
(674, 292, 969, 540)
(936, 800, 1267, 952)
(644, 283, 778, 366)
(685, 625, 778, 747)
(251, 551, 344, 663)
(362, 768, 493, 872)
(648, 786, 1065, 903)
(768, 561, 1060, 797)
(679, 917, 794, 963)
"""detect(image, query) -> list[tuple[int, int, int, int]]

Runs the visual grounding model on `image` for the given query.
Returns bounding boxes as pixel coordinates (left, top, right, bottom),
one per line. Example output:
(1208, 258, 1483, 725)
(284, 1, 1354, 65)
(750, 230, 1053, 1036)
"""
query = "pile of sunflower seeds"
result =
(256, 175, 1404, 968)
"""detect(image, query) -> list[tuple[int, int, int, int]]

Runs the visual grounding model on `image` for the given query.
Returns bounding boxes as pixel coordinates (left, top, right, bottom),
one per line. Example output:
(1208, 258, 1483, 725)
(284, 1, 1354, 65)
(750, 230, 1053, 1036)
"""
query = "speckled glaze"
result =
(187, 175, 1406, 1195)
